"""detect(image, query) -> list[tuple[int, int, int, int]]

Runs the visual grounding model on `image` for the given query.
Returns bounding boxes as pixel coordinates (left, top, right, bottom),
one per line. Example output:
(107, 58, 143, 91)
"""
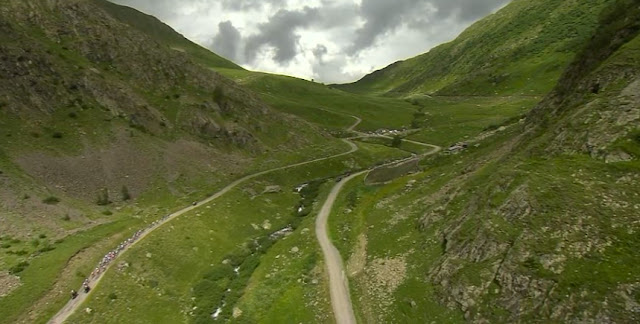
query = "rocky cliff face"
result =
(526, 1, 640, 162)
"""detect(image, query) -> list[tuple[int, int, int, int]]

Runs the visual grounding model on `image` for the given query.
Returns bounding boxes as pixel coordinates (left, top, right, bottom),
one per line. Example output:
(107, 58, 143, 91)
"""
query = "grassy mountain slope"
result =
(0, 0, 324, 234)
(65, 141, 415, 324)
(100, 0, 418, 138)
(95, 0, 243, 70)
(217, 68, 419, 131)
(94, 1, 427, 133)
(0, 0, 342, 321)
(91, 2, 533, 147)
(0, 1, 434, 322)
(338, 0, 610, 96)
(3, 0, 635, 322)
(213, 69, 544, 150)
(329, 1, 640, 322)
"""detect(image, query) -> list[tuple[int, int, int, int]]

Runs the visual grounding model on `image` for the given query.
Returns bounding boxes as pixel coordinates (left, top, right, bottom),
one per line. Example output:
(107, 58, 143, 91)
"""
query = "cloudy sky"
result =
(110, 0, 509, 83)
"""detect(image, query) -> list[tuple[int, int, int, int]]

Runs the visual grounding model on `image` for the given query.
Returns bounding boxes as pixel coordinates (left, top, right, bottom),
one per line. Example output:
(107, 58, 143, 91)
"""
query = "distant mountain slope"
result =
(96, 0, 243, 70)
(338, 0, 611, 96)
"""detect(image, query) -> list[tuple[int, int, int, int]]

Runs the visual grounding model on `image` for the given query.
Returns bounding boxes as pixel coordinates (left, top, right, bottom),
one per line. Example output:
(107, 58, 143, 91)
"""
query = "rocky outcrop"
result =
(0, 0, 287, 149)
(415, 6, 640, 321)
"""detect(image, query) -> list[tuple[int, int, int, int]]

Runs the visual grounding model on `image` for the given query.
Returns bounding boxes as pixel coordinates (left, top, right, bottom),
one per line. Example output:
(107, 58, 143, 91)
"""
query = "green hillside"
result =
(338, 0, 611, 96)
(0, 1, 430, 322)
(2, 0, 638, 323)
(94, 0, 243, 70)
(328, 0, 640, 322)
(0, 1, 342, 321)
(216, 68, 419, 131)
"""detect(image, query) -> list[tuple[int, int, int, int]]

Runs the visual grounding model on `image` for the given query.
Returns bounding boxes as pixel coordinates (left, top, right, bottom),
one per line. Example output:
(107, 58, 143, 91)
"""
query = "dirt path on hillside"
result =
(313, 106, 438, 151)
(315, 131, 440, 324)
(346, 115, 362, 132)
(352, 131, 439, 149)
(47, 119, 363, 324)
(48, 111, 438, 324)
(315, 171, 367, 324)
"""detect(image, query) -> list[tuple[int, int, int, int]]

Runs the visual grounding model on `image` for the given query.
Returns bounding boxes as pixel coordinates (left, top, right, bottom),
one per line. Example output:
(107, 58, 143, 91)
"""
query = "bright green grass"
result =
(406, 96, 539, 146)
(66, 138, 414, 323)
(0, 130, 403, 324)
(327, 118, 640, 322)
(327, 171, 466, 323)
(230, 183, 335, 324)
(354, 137, 433, 155)
(68, 186, 291, 323)
(325, 126, 526, 322)
(216, 69, 418, 131)
(0, 131, 345, 324)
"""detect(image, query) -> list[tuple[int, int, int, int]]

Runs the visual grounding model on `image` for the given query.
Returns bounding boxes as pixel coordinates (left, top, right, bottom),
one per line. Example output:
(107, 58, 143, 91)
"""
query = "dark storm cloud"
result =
(244, 7, 320, 64)
(110, 0, 506, 60)
(348, 0, 419, 54)
(313, 44, 328, 62)
(315, 1, 360, 28)
(239, 2, 358, 64)
(210, 21, 242, 62)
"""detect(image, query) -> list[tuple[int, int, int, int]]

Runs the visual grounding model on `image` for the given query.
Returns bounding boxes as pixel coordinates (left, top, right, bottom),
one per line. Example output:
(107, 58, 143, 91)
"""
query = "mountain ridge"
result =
(95, 0, 244, 71)
(337, 0, 610, 97)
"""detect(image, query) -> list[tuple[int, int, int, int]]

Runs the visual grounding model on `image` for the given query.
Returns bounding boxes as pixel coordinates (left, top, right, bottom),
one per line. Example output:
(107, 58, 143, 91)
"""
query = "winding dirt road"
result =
(48, 118, 362, 324)
(49, 110, 439, 324)
(315, 171, 367, 324)
(314, 114, 440, 324)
